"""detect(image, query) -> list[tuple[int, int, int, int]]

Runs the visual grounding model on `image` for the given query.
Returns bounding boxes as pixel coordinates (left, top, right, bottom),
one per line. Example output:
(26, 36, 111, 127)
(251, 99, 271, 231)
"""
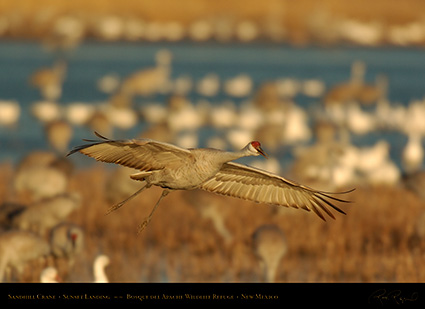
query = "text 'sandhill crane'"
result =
(67, 132, 354, 233)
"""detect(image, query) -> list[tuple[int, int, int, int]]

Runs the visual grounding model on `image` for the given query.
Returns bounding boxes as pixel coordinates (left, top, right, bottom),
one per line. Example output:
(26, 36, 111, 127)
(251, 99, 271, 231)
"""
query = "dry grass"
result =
(1, 161, 425, 283)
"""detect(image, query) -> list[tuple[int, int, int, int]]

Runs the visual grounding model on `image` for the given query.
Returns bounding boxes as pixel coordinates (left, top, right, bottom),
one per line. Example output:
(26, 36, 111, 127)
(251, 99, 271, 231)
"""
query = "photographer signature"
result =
(368, 289, 418, 305)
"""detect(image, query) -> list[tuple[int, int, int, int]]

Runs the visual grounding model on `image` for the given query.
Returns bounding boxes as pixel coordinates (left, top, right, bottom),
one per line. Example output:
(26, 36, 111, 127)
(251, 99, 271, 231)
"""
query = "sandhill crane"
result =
(68, 132, 353, 233)
(0, 230, 51, 282)
(324, 60, 366, 106)
(45, 119, 74, 153)
(11, 193, 81, 236)
(0, 202, 26, 229)
(105, 166, 143, 205)
(14, 162, 69, 202)
(252, 224, 287, 282)
(29, 60, 67, 101)
(183, 190, 233, 244)
(402, 170, 425, 200)
(50, 222, 84, 263)
(119, 49, 172, 97)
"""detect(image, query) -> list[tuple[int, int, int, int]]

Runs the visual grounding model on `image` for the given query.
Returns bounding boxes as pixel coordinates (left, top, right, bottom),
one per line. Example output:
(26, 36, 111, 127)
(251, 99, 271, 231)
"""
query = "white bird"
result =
(93, 254, 110, 283)
(67, 132, 353, 233)
(302, 79, 326, 98)
(31, 100, 62, 124)
(223, 74, 253, 97)
(140, 102, 168, 125)
(209, 100, 238, 129)
(97, 73, 121, 94)
(173, 74, 193, 95)
(197, 73, 220, 97)
(40, 266, 60, 283)
(64, 102, 95, 126)
(402, 132, 424, 174)
(102, 104, 138, 131)
(0, 100, 20, 128)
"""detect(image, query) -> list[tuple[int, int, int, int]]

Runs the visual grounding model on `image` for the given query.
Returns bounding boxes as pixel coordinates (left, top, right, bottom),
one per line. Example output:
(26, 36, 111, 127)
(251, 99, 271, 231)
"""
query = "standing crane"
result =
(67, 132, 353, 233)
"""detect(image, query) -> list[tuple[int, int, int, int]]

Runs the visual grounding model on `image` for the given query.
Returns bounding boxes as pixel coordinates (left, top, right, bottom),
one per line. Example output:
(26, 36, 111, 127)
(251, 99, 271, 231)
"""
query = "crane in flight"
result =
(67, 132, 353, 233)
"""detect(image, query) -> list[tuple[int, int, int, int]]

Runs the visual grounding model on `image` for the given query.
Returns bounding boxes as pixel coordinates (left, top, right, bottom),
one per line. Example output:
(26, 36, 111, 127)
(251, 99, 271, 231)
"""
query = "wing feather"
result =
(67, 131, 194, 171)
(200, 162, 353, 221)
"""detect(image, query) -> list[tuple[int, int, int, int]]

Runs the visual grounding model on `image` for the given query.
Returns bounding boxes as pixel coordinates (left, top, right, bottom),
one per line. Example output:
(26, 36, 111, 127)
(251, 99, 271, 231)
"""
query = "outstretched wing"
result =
(67, 132, 194, 171)
(200, 162, 353, 221)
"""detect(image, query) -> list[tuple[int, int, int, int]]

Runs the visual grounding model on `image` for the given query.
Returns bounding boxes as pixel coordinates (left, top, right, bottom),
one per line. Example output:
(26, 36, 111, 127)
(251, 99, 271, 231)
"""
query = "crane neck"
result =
(222, 148, 255, 163)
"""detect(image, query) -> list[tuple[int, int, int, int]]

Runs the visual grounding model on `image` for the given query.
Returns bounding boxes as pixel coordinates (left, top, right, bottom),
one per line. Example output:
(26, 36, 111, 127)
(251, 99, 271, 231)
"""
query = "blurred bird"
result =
(50, 222, 84, 265)
(402, 170, 425, 200)
(120, 49, 172, 97)
(93, 254, 110, 283)
(44, 119, 73, 153)
(0, 230, 51, 282)
(64, 102, 95, 126)
(31, 100, 62, 124)
(197, 73, 220, 97)
(402, 132, 424, 174)
(11, 193, 81, 236)
(0, 100, 20, 128)
(40, 266, 60, 283)
(324, 60, 366, 105)
(0, 202, 26, 230)
(29, 60, 67, 101)
(252, 224, 288, 282)
(223, 74, 253, 97)
(14, 162, 70, 202)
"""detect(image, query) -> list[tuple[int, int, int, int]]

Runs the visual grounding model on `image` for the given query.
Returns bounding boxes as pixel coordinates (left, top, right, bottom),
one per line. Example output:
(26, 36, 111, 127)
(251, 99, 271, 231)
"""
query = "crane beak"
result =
(257, 146, 268, 158)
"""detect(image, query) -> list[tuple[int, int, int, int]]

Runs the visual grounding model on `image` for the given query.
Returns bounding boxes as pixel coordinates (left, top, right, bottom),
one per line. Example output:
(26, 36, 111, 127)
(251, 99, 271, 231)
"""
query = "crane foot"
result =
(137, 218, 151, 234)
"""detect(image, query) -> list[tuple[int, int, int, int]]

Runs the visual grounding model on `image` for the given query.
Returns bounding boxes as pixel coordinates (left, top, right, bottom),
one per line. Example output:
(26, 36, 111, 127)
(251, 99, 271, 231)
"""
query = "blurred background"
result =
(0, 0, 425, 283)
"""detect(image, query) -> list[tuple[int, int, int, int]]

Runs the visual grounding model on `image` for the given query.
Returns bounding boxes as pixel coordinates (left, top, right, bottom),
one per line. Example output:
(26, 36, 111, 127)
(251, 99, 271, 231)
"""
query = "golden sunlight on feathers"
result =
(67, 132, 353, 230)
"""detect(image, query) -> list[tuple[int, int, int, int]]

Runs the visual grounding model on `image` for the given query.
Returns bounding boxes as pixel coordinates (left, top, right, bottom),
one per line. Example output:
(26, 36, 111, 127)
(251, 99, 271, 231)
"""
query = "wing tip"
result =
(94, 131, 110, 140)
(66, 131, 110, 157)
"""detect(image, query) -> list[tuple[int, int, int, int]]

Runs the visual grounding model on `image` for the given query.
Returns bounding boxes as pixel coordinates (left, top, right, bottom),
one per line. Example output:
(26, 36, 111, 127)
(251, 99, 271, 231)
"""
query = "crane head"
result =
(70, 232, 78, 248)
(249, 141, 268, 158)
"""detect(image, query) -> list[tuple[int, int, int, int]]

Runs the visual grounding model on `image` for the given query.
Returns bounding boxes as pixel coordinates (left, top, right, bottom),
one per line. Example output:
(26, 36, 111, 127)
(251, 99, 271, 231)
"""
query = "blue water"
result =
(1, 40, 425, 169)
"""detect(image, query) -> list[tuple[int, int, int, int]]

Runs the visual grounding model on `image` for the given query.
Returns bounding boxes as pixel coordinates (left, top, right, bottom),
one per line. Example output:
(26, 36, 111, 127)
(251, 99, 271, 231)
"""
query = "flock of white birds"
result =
(1, 49, 424, 190)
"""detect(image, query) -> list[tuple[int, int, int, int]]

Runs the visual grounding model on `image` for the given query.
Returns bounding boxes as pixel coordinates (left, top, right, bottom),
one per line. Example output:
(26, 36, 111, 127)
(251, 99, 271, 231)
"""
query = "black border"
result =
(1, 283, 424, 306)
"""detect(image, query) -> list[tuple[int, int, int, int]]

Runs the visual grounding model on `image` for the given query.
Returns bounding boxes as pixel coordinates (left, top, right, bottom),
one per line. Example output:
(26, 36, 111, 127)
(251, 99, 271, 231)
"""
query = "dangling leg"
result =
(137, 189, 170, 234)
(106, 182, 149, 215)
